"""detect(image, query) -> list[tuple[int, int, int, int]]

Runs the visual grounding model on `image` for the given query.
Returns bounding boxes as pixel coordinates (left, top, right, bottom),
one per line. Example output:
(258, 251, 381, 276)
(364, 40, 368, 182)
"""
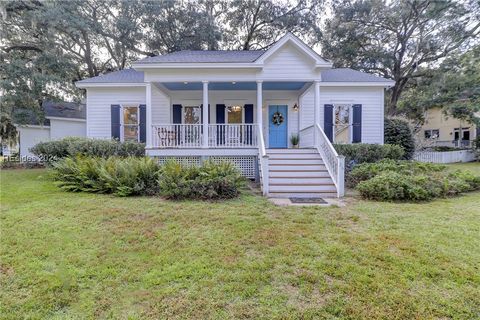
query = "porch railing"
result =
(151, 124, 258, 148)
(300, 124, 345, 197)
(256, 123, 269, 196)
(314, 124, 345, 197)
(152, 124, 203, 148)
(208, 124, 257, 148)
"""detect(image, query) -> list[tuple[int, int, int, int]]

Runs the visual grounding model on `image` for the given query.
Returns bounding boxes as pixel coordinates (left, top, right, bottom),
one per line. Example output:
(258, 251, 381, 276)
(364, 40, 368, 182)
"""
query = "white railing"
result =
(208, 124, 257, 148)
(314, 124, 345, 197)
(257, 123, 269, 196)
(152, 124, 203, 148)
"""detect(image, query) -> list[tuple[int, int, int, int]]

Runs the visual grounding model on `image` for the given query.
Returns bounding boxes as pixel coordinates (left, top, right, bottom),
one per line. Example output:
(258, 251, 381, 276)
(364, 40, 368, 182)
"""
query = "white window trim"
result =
(332, 103, 353, 144)
(120, 104, 140, 142)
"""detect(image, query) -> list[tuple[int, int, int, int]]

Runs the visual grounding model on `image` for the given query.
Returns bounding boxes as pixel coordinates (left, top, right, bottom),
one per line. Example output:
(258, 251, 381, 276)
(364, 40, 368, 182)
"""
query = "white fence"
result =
(413, 150, 477, 163)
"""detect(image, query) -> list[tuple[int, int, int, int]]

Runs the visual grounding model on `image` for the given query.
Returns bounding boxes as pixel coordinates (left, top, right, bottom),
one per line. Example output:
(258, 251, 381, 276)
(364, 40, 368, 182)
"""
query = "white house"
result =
(76, 33, 394, 198)
(16, 101, 86, 158)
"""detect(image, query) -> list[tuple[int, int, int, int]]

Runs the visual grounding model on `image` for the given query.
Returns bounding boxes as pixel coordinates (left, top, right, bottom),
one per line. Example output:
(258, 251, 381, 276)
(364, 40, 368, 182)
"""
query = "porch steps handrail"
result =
(257, 123, 269, 196)
(314, 124, 345, 197)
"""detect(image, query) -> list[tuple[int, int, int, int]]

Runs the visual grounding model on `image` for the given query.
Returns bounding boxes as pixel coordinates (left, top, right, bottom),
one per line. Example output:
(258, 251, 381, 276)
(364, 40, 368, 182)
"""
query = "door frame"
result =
(268, 104, 288, 148)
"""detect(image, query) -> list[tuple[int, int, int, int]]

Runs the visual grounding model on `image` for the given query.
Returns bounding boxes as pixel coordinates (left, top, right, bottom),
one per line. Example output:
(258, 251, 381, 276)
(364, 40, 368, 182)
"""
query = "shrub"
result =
(384, 118, 415, 159)
(159, 160, 244, 200)
(51, 156, 160, 196)
(31, 137, 145, 163)
(352, 160, 480, 201)
(334, 143, 404, 171)
(347, 159, 445, 187)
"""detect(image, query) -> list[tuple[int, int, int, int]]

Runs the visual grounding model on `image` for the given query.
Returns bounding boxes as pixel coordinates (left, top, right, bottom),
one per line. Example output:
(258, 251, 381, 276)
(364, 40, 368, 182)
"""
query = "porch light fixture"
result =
(183, 81, 188, 84)
(293, 103, 299, 112)
(232, 81, 236, 85)
(227, 105, 242, 112)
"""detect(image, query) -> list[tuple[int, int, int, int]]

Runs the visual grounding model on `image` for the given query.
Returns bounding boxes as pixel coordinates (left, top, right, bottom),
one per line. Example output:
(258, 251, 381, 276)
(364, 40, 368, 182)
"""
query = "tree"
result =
(321, 0, 480, 115)
(399, 45, 480, 126)
(224, 0, 322, 50)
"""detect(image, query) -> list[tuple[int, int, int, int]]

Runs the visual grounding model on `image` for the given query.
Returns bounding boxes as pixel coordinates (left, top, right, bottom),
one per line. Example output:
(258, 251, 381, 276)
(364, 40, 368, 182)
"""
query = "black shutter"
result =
(139, 104, 146, 143)
(352, 104, 362, 143)
(324, 104, 334, 142)
(172, 104, 182, 124)
(216, 104, 226, 145)
(111, 105, 121, 140)
(244, 104, 254, 145)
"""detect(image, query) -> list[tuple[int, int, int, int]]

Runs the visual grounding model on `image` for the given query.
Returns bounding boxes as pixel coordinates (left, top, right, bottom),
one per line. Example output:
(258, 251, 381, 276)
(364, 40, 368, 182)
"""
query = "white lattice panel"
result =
(156, 156, 201, 167)
(209, 156, 257, 179)
(155, 156, 257, 179)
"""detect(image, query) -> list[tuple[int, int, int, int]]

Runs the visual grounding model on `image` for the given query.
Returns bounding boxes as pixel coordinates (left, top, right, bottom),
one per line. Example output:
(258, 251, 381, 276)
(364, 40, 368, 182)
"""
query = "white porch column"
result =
(202, 81, 209, 148)
(146, 82, 152, 148)
(314, 80, 320, 145)
(256, 80, 263, 131)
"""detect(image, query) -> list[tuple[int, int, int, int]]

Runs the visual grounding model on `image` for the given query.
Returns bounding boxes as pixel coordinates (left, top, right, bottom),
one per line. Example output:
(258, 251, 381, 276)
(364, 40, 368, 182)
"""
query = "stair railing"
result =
(314, 124, 345, 197)
(257, 123, 269, 196)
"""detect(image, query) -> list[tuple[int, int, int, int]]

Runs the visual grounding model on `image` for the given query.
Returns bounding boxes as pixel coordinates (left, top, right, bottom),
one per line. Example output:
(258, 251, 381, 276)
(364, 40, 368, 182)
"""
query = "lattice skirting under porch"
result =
(155, 156, 258, 179)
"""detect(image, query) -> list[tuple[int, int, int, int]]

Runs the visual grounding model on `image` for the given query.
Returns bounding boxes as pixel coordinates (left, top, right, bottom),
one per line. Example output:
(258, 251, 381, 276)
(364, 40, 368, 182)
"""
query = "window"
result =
(183, 106, 201, 124)
(424, 129, 439, 139)
(122, 105, 139, 142)
(333, 104, 351, 144)
(227, 105, 243, 124)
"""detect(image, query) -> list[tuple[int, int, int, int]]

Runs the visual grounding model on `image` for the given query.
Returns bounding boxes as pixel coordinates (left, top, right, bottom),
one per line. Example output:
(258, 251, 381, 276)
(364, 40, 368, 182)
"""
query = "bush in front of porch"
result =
(334, 143, 404, 172)
(50, 156, 244, 200)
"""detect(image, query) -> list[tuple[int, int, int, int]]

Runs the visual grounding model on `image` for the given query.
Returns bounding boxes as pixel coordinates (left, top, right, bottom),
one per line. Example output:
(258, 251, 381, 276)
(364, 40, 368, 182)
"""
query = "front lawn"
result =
(1, 166, 479, 319)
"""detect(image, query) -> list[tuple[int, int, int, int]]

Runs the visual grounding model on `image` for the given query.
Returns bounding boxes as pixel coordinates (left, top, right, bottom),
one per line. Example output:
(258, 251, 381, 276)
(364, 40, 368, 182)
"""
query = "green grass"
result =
(1, 165, 480, 319)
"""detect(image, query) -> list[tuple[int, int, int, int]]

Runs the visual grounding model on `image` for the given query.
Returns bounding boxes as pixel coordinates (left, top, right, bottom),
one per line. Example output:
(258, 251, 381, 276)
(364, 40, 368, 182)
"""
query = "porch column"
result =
(256, 80, 263, 132)
(314, 80, 320, 145)
(202, 81, 209, 148)
(146, 82, 152, 148)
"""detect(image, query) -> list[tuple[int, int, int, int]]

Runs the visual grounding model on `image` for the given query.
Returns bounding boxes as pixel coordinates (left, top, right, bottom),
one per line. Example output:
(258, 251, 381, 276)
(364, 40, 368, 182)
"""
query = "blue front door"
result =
(269, 105, 288, 148)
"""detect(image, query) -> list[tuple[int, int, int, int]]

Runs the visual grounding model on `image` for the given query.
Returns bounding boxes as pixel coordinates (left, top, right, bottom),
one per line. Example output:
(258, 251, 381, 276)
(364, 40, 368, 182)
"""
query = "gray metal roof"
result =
(321, 68, 392, 82)
(43, 101, 86, 120)
(76, 67, 392, 85)
(76, 68, 144, 84)
(136, 50, 265, 64)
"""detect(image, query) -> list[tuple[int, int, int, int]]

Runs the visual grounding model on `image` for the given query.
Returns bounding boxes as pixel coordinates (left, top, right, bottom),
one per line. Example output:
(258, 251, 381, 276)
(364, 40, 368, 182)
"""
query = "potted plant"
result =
(290, 134, 299, 148)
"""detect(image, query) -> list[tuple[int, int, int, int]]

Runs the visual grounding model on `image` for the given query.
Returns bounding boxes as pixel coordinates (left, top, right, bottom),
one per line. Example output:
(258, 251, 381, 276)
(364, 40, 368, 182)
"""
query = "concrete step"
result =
(269, 164, 327, 171)
(269, 177, 334, 185)
(269, 184, 336, 192)
(269, 159, 324, 165)
(269, 191, 337, 198)
(269, 170, 330, 178)
(266, 148, 316, 154)
(267, 153, 321, 159)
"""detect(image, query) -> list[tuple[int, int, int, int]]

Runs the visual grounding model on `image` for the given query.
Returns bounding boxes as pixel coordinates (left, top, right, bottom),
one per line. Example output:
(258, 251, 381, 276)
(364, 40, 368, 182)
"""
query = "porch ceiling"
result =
(161, 81, 307, 91)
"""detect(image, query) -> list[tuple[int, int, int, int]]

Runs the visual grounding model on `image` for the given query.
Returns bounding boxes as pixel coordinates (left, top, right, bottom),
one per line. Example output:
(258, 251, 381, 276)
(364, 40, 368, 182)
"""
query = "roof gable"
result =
(255, 33, 331, 67)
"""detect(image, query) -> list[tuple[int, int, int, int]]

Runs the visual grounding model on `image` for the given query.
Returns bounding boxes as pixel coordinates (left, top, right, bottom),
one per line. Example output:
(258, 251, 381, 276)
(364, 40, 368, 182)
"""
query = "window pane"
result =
(123, 107, 138, 125)
(184, 106, 201, 124)
(424, 130, 431, 139)
(334, 105, 350, 143)
(124, 125, 138, 142)
(228, 106, 242, 124)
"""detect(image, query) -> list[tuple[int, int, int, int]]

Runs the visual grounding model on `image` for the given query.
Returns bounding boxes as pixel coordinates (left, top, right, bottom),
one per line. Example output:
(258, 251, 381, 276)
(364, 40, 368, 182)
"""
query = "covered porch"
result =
(144, 80, 317, 153)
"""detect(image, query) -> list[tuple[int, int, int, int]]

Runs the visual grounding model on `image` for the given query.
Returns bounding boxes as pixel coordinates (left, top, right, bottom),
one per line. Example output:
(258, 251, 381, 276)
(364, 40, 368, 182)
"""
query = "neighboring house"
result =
(76, 33, 394, 198)
(417, 107, 479, 148)
(15, 101, 86, 158)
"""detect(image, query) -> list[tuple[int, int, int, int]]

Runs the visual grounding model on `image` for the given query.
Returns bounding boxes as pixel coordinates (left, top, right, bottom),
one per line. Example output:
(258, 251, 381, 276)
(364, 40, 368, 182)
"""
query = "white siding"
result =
(49, 119, 86, 140)
(17, 126, 51, 158)
(152, 85, 170, 123)
(259, 44, 319, 80)
(86, 87, 146, 139)
(299, 86, 385, 145)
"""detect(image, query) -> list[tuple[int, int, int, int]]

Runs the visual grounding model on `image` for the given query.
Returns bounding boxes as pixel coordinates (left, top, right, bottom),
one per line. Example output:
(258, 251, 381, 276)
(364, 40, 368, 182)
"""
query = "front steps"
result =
(265, 148, 337, 198)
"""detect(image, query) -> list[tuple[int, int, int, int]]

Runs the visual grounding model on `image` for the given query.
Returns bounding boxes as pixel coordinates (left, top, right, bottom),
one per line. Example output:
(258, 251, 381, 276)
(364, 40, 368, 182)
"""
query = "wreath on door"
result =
(272, 111, 284, 126)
